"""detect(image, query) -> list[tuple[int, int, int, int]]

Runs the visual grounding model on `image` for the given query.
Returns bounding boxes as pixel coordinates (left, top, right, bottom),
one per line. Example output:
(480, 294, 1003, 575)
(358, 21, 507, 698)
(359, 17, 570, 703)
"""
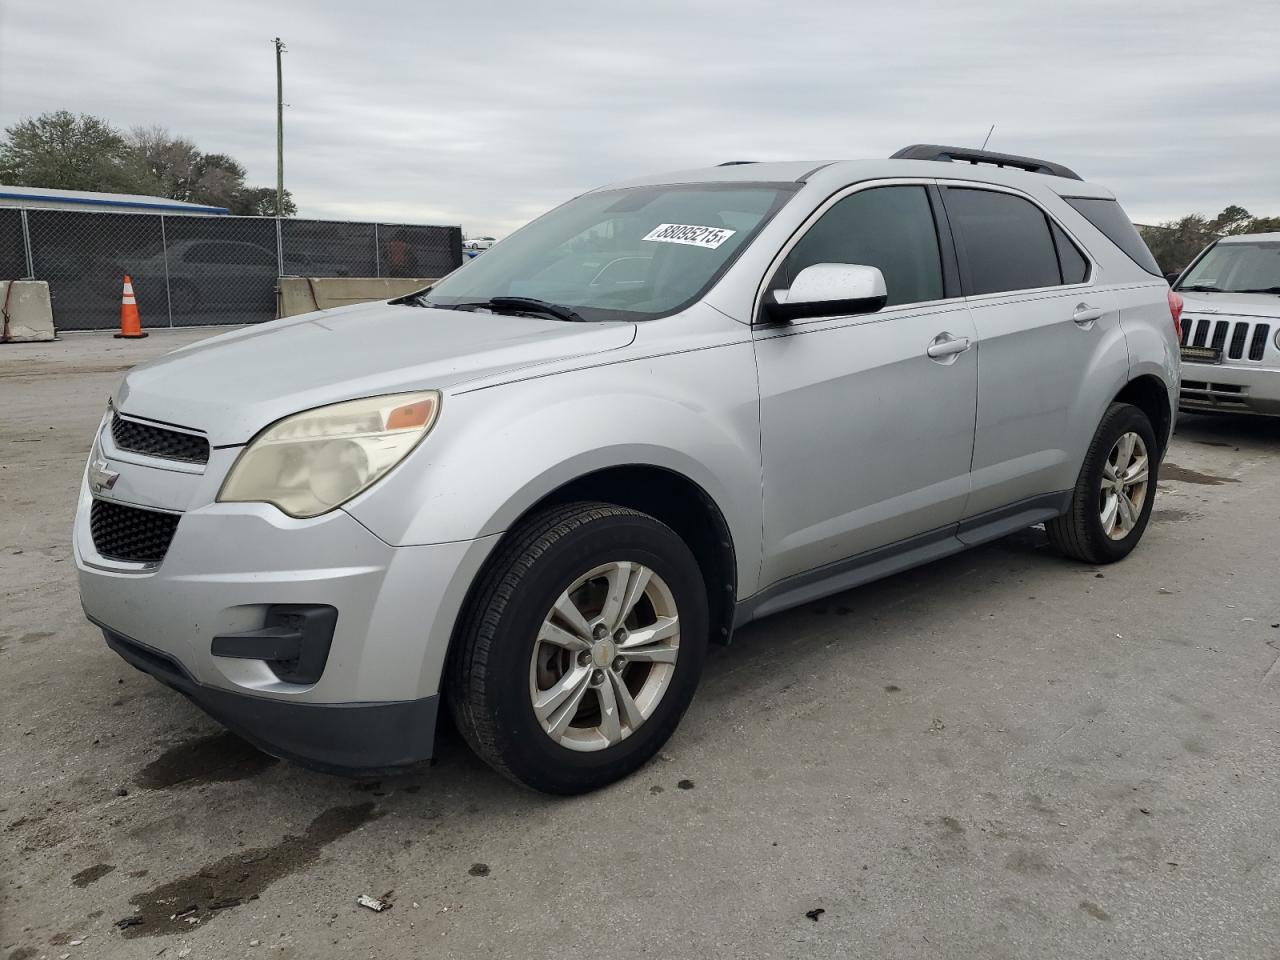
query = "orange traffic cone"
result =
(115, 274, 148, 339)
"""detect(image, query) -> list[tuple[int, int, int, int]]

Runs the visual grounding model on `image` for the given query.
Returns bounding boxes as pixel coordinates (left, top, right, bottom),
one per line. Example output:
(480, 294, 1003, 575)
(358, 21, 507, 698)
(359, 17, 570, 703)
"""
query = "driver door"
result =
(753, 183, 978, 589)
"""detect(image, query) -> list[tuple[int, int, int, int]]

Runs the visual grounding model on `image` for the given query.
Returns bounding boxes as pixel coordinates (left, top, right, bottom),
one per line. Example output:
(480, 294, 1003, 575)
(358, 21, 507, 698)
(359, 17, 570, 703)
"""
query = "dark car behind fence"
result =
(0, 208, 461, 331)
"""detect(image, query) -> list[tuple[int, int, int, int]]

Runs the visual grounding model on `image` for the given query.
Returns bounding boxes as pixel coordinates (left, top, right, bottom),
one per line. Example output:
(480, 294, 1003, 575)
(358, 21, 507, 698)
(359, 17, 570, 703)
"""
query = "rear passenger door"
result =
(940, 185, 1124, 524)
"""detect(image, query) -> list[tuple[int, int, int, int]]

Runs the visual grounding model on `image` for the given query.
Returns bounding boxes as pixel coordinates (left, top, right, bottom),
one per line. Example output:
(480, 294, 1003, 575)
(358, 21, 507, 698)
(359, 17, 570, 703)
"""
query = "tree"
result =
(1140, 215, 1216, 276)
(0, 111, 144, 193)
(124, 125, 202, 201)
(1208, 205, 1251, 236)
(1, 112, 297, 216)
(234, 187, 296, 217)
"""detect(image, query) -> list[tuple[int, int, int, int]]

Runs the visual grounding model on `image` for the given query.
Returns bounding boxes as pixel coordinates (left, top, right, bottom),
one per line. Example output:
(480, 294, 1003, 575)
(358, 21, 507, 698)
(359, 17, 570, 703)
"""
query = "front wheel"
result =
(447, 502, 708, 794)
(1047, 402, 1159, 564)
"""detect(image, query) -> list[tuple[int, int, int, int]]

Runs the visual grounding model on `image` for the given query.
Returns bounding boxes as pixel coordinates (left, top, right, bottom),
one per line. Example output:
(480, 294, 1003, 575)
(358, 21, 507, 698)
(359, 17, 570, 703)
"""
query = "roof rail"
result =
(890, 144, 1083, 181)
(716, 160, 757, 166)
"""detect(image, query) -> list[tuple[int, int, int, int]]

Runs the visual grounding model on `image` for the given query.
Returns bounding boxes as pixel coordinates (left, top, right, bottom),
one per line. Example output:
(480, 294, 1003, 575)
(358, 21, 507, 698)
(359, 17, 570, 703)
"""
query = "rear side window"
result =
(775, 185, 944, 308)
(943, 188, 1061, 295)
(1064, 197, 1161, 276)
(1050, 222, 1090, 284)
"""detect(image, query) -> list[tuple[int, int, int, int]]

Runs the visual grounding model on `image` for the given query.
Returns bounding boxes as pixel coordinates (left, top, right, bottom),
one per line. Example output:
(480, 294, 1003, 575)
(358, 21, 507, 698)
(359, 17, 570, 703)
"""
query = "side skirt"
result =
(732, 491, 1070, 629)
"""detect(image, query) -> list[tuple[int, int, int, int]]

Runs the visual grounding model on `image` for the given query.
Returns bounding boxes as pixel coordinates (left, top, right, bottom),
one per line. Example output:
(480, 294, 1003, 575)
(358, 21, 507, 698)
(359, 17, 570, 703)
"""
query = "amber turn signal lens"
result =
(386, 398, 434, 430)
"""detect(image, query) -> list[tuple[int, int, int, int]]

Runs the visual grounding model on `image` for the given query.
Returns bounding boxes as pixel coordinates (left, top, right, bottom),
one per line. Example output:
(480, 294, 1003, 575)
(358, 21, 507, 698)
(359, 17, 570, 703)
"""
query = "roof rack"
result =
(890, 144, 1082, 181)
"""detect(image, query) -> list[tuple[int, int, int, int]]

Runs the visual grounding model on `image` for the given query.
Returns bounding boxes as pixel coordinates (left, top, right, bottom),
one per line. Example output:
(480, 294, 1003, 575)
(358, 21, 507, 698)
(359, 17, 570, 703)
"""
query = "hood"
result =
(116, 302, 636, 445)
(1179, 291, 1280, 320)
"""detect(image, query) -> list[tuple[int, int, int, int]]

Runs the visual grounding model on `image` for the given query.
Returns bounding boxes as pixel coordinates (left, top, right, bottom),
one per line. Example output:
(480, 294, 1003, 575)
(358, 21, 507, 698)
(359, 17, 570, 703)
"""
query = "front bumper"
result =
(1179, 362, 1280, 416)
(97, 620, 439, 775)
(74, 426, 499, 774)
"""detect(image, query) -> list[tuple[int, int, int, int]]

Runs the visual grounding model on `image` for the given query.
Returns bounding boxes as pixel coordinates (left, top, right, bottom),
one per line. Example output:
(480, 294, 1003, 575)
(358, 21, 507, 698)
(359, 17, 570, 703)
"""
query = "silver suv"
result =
(1174, 232, 1280, 416)
(76, 145, 1180, 793)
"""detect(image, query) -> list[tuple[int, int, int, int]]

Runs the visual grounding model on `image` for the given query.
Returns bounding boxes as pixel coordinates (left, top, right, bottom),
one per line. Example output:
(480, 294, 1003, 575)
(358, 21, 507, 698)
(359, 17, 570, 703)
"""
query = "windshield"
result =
(421, 182, 798, 321)
(1177, 240, 1280, 294)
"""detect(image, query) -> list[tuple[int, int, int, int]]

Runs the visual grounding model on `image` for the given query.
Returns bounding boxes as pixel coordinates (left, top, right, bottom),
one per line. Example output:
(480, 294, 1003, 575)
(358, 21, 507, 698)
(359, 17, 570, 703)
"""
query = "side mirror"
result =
(767, 263, 888, 322)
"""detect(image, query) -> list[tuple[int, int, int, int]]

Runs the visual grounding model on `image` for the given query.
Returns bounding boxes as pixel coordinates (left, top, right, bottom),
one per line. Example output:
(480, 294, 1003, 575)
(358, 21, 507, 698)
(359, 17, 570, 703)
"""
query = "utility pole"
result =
(274, 37, 287, 217)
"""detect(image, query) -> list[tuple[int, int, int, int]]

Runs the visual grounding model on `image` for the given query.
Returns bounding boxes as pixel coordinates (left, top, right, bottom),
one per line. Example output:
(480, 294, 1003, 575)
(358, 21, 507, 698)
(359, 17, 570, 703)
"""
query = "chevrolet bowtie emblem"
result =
(89, 459, 119, 494)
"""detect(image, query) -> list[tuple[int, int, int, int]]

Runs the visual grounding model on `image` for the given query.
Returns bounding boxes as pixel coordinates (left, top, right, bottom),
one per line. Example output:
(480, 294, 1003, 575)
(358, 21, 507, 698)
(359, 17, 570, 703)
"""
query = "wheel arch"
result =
(1113, 373, 1173, 458)
(448, 463, 740, 676)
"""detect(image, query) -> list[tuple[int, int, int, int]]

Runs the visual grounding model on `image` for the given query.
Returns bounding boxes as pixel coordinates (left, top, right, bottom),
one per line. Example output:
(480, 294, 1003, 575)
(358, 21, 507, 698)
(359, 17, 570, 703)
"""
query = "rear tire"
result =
(1047, 402, 1159, 564)
(447, 502, 708, 794)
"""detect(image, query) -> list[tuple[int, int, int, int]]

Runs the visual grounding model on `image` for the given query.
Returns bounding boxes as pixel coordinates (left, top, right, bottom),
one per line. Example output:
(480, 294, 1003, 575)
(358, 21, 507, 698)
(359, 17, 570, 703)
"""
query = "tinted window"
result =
(1050, 222, 1089, 284)
(775, 186, 943, 307)
(1064, 197, 1161, 276)
(944, 188, 1061, 295)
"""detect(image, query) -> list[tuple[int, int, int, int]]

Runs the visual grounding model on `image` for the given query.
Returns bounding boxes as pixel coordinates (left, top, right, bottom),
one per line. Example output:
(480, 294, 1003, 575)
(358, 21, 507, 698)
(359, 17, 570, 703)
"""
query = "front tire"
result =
(447, 502, 709, 794)
(1047, 402, 1159, 564)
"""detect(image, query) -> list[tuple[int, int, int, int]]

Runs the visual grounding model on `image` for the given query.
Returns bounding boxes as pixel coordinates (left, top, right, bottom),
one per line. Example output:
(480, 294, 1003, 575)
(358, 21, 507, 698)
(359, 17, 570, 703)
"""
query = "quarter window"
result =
(774, 185, 944, 309)
(943, 188, 1062, 295)
(1050, 222, 1090, 285)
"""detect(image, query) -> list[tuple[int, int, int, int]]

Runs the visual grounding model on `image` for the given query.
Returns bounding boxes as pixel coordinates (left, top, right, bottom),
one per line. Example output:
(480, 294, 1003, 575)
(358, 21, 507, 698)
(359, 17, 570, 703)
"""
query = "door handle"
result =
(1072, 303, 1104, 326)
(926, 332, 972, 361)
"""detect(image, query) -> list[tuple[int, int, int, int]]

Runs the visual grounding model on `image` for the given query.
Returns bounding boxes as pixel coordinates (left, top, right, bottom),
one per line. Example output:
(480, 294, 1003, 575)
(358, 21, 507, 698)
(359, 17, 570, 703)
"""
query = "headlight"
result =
(218, 391, 440, 518)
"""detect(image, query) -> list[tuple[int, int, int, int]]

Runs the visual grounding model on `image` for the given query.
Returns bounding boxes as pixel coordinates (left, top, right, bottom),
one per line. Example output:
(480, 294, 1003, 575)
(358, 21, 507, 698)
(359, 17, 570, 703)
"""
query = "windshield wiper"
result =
(485, 297, 587, 323)
(402, 296, 587, 322)
(1181, 284, 1224, 293)
(1235, 286, 1280, 295)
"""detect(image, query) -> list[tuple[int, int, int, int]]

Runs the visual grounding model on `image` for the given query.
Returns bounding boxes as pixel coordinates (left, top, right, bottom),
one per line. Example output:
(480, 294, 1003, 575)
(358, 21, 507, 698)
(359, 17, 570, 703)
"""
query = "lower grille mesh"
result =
(90, 499, 180, 563)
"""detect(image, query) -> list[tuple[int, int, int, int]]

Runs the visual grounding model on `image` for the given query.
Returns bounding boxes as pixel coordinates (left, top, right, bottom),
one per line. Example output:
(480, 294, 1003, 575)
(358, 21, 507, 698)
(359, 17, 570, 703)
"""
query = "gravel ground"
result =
(2, 328, 1278, 960)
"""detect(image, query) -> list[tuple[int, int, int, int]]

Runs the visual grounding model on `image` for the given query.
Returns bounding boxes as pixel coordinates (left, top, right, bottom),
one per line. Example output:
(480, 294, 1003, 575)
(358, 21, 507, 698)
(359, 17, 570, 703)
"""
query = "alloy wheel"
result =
(528, 561, 680, 752)
(1099, 431, 1149, 540)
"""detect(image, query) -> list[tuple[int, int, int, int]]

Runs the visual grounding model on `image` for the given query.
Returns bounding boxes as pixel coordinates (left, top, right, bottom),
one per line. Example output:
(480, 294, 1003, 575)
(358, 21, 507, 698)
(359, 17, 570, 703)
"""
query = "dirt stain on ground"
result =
(71, 863, 115, 887)
(1079, 900, 1112, 921)
(1161, 463, 1239, 486)
(134, 732, 277, 790)
(1152, 508, 1200, 523)
(121, 803, 379, 938)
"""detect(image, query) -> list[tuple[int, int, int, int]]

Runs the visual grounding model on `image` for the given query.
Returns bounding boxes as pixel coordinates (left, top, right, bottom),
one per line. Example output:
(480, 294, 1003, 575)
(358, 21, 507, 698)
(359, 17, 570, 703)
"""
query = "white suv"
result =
(1174, 233, 1280, 416)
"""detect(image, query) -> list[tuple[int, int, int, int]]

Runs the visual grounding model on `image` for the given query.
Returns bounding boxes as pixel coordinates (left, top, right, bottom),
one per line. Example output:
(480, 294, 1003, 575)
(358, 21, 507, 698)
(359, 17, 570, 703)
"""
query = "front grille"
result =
(111, 413, 209, 464)
(1181, 317, 1273, 362)
(90, 499, 181, 563)
(1180, 380, 1250, 409)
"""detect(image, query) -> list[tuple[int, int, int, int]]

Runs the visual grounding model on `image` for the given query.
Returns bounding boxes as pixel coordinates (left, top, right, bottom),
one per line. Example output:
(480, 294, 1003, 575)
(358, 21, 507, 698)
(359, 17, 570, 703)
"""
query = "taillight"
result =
(1167, 289, 1184, 339)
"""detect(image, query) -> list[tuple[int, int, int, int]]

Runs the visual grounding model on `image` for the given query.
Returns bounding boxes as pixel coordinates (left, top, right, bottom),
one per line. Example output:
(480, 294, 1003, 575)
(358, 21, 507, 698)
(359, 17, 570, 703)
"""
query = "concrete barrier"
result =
(0, 280, 56, 342)
(276, 277, 439, 319)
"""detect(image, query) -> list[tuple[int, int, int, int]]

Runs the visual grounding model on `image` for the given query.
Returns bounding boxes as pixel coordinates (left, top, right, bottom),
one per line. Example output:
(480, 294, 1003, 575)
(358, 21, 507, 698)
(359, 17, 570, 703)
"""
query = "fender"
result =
(344, 339, 765, 596)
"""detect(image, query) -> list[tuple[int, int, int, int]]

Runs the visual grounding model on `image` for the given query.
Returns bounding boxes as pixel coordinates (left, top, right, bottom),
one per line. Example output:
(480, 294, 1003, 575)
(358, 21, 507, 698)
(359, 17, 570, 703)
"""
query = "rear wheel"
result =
(1047, 402, 1159, 564)
(448, 502, 708, 794)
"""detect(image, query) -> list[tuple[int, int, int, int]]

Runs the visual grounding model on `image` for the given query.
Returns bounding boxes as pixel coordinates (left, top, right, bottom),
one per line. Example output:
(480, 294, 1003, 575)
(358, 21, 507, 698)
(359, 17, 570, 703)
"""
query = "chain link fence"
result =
(1, 209, 31, 281)
(5, 209, 461, 331)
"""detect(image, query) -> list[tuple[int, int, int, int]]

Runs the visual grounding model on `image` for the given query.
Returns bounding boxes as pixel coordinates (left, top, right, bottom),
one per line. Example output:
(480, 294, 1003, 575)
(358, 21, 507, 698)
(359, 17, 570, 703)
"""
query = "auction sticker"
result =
(641, 223, 736, 249)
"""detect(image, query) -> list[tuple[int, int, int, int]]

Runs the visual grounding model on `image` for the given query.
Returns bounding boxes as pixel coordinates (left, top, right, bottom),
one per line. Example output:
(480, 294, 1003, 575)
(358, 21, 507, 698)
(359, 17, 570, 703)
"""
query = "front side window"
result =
(420, 183, 797, 321)
(944, 188, 1062, 296)
(772, 185, 944, 309)
(1176, 241, 1280, 294)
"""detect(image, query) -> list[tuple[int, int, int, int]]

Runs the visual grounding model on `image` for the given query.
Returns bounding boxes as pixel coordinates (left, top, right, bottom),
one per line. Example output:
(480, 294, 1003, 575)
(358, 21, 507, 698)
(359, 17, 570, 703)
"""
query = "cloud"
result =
(1, 0, 1277, 234)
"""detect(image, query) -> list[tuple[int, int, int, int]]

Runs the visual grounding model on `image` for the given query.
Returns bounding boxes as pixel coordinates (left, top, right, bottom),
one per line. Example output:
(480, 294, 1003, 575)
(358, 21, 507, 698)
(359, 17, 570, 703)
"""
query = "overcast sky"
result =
(1, 0, 1277, 236)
